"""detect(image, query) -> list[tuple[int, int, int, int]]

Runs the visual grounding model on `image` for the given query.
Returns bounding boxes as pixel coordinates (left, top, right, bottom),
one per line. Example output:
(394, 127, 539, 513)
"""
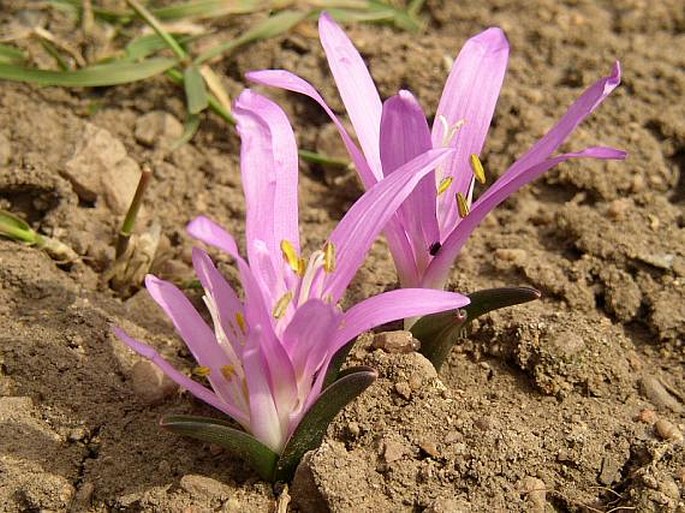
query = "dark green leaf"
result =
(274, 366, 377, 482)
(160, 415, 278, 481)
(464, 287, 541, 320)
(410, 309, 467, 371)
(411, 287, 541, 370)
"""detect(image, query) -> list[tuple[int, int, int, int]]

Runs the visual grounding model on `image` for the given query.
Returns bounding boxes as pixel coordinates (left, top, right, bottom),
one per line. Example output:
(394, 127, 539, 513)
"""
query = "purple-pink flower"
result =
(248, 14, 627, 291)
(114, 90, 468, 453)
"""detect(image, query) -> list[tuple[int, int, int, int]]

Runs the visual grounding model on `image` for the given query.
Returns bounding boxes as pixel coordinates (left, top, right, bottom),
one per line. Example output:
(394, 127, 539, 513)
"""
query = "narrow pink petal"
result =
(333, 289, 469, 351)
(113, 327, 249, 426)
(318, 13, 383, 178)
(247, 69, 379, 188)
(191, 248, 244, 358)
(241, 339, 285, 453)
(500, 62, 622, 182)
(381, 91, 440, 280)
(383, 218, 420, 288)
(423, 147, 627, 289)
(145, 274, 229, 369)
(433, 27, 509, 234)
(234, 90, 300, 258)
(323, 148, 453, 302)
(281, 299, 341, 381)
(187, 216, 271, 330)
(187, 215, 240, 257)
(144, 275, 242, 404)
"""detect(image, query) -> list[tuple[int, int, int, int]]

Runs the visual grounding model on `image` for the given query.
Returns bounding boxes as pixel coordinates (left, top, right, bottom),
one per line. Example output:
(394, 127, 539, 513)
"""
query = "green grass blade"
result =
(0, 44, 26, 65)
(152, 0, 267, 20)
(126, 0, 188, 61)
(195, 9, 309, 64)
(125, 33, 197, 62)
(0, 58, 177, 87)
(184, 65, 208, 114)
(0, 210, 40, 245)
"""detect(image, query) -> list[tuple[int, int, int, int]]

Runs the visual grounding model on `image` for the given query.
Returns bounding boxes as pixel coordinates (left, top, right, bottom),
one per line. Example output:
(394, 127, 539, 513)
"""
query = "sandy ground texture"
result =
(1, 0, 684, 511)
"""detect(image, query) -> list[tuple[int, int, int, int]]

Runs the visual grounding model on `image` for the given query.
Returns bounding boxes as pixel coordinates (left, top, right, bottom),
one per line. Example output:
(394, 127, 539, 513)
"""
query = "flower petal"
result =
(247, 69, 378, 188)
(423, 147, 627, 289)
(241, 339, 284, 453)
(381, 91, 439, 282)
(113, 327, 249, 426)
(318, 13, 383, 178)
(433, 27, 510, 235)
(333, 289, 469, 350)
(491, 62, 622, 194)
(187, 216, 271, 329)
(192, 248, 244, 359)
(281, 299, 341, 383)
(323, 148, 453, 302)
(234, 90, 300, 258)
(144, 275, 241, 404)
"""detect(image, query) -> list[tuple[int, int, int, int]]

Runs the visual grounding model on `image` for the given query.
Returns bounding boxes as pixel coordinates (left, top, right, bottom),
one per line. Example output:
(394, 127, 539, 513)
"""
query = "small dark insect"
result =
(429, 242, 442, 256)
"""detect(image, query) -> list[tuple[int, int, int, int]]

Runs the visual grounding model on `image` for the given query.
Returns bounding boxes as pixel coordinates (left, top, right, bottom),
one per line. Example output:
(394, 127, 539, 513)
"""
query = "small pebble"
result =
(394, 381, 412, 400)
(635, 408, 657, 424)
(654, 419, 683, 442)
(381, 439, 408, 464)
(371, 331, 420, 353)
(494, 248, 527, 263)
(131, 360, 178, 404)
(640, 375, 684, 413)
(519, 476, 547, 512)
(418, 438, 440, 459)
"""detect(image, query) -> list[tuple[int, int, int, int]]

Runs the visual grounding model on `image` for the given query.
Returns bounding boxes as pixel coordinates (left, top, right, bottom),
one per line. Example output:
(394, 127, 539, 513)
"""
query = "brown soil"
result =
(1, 1, 684, 512)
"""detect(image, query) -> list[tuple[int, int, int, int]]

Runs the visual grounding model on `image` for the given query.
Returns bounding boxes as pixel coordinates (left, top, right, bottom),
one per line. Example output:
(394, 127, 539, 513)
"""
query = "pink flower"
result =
(114, 90, 468, 454)
(248, 14, 626, 291)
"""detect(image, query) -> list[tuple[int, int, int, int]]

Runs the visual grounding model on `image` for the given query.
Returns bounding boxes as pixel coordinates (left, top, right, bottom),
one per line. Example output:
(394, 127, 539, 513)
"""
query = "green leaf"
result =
(411, 287, 541, 370)
(410, 309, 467, 371)
(160, 415, 279, 481)
(195, 9, 309, 64)
(0, 44, 27, 65)
(0, 210, 40, 245)
(183, 65, 208, 114)
(464, 287, 541, 321)
(125, 33, 197, 62)
(0, 58, 177, 87)
(274, 366, 377, 482)
(151, 0, 265, 21)
(322, 338, 357, 389)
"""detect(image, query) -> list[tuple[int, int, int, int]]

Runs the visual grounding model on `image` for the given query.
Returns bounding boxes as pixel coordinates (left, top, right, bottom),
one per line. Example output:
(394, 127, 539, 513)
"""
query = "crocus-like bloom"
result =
(248, 14, 627, 291)
(114, 90, 468, 454)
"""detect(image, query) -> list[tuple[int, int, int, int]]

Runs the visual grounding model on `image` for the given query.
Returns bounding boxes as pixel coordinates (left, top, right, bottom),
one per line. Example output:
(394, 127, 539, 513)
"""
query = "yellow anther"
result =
(437, 176, 453, 195)
(469, 154, 486, 184)
(235, 312, 247, 334)
(280, 240, 300, 274)
(220, 365, 236, 380)
(456, 192, 470, 218)
(323, 241, 336, 273)
(272, 291, 293, 320)
(193, 366, 211, 377)
(297, 257, 306, 277)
